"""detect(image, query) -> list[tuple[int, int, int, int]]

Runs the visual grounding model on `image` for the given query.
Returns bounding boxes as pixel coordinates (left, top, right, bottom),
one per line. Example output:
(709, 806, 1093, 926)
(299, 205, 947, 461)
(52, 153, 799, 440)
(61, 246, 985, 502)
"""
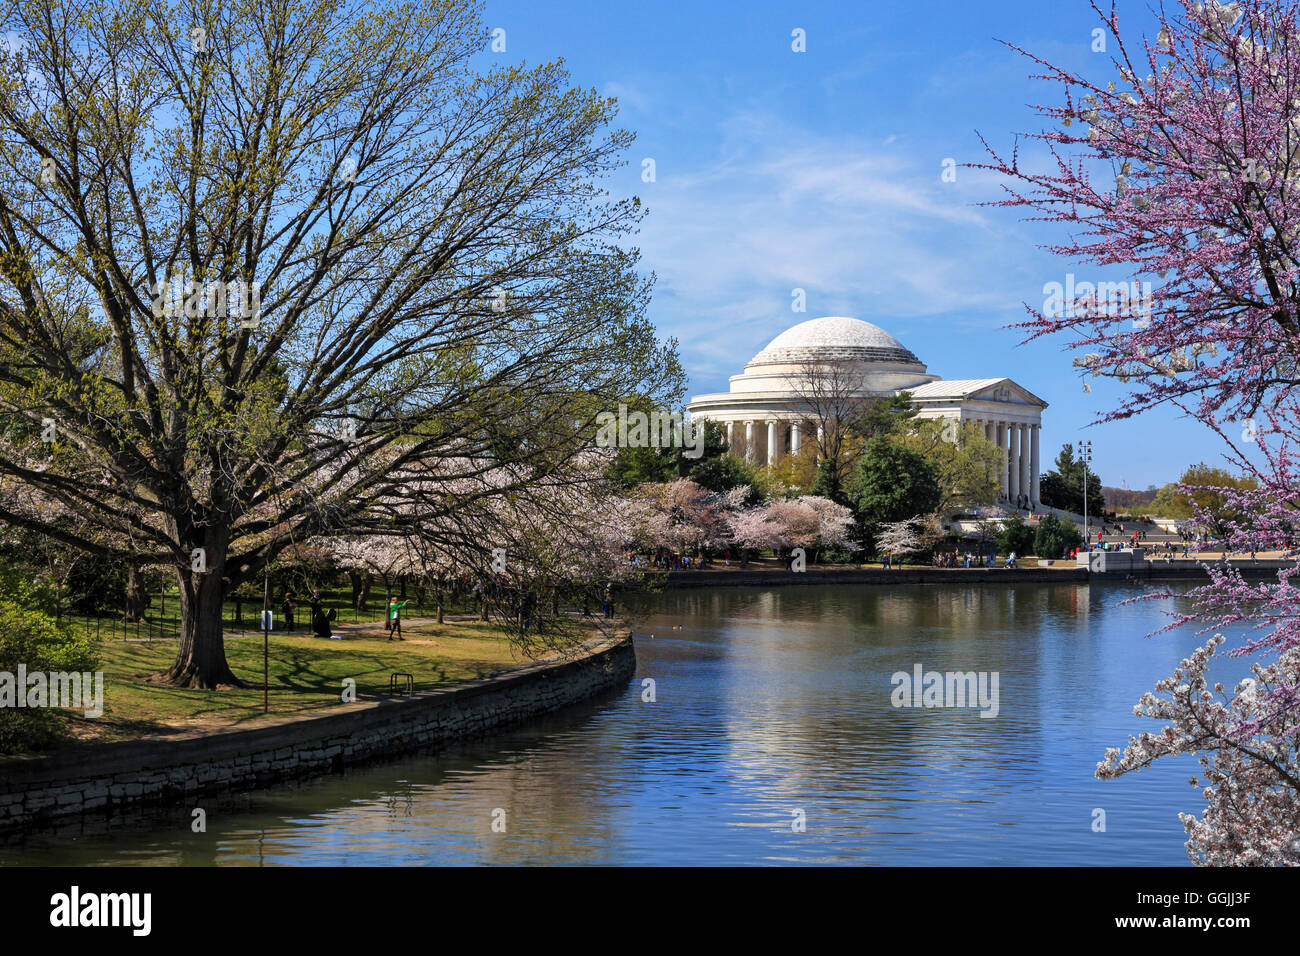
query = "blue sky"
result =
(486, 0, 1231, 490)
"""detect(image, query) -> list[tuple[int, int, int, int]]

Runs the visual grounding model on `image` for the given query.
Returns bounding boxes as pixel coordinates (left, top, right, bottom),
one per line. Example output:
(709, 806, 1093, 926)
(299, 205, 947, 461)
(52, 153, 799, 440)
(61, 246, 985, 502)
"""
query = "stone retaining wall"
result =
(1102, 562, 1287, 581)
(660, 563, 1287, 587)
(0, 630, 635, 832)
(661, 568, 1089, 587)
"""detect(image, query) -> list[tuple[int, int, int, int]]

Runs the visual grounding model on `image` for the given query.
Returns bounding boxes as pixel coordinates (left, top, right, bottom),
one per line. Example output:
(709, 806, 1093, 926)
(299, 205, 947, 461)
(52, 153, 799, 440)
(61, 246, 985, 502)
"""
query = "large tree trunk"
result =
(123, 563, 150, 622)
(349, 571, 370, 611)
(162, 534, 243, 689)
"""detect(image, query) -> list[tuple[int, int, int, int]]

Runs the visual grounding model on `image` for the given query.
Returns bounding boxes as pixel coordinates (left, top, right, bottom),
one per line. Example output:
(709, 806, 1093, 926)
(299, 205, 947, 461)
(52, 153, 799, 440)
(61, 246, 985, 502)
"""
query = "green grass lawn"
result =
(53, 614, 593, 747)
(56, 584, 459, 643)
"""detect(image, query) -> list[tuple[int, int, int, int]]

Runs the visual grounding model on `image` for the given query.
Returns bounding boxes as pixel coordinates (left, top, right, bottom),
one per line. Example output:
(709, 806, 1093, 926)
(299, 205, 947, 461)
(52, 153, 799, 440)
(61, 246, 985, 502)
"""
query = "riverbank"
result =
(655, 558, 1291, 588)
(0, 624, 634, 833)
(51, 616, 535, 746)
(659, 566, 1087, 587)
(0, 580, 1211, 866)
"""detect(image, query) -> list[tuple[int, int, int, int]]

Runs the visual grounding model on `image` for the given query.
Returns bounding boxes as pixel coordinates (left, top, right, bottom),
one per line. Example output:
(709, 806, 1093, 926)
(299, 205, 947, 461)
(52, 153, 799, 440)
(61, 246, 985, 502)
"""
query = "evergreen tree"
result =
(1039, 443, 1105, 516)
(996, 513, 1037, 556)
(1032, 513, 1083, 558)
(847, 437, 942, 525)
(810, 457, 847, 505)
(688, 454, 764, 505)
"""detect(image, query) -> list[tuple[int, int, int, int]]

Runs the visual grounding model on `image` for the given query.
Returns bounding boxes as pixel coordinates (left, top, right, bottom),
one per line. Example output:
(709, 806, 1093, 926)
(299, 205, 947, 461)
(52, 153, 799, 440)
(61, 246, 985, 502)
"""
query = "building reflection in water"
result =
(0, 581, 1222, 866)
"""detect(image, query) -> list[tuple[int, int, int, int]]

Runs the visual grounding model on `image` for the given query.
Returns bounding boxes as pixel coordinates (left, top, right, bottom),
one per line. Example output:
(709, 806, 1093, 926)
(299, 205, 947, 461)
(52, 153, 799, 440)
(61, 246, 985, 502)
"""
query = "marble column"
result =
(1009, 422, 1021, 503)
(791, 421, 802, 456)
(1019, 424, 1031, 503)
(725, 421, 734, 449)
(1030, 424, 1041, 506)
(996, 422, 1007, 498)
(766, 420, 779, 466)
(981, 420, 995, 493)
(744, 420, 755, 463)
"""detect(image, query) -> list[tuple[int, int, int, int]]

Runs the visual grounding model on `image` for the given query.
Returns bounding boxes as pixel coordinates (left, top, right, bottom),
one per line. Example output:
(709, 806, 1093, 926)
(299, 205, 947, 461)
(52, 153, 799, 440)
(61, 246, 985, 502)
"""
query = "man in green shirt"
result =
(388, 597, 408, 641)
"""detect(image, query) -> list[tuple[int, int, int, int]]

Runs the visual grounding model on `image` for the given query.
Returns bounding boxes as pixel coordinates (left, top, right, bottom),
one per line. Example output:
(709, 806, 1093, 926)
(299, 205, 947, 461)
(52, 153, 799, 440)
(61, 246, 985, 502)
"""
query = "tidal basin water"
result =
(2, 581, 1248, 866)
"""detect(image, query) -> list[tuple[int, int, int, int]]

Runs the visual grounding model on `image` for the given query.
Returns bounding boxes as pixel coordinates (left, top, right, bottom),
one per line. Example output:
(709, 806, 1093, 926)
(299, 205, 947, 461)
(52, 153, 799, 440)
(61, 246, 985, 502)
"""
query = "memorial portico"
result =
(686, 316, 1048, 507)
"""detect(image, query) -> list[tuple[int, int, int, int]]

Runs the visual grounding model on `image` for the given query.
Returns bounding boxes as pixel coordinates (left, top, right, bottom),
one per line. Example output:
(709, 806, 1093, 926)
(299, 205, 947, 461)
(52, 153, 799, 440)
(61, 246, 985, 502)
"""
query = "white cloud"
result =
(632, 113, 1044, 388)
(604, 80, 651, 113)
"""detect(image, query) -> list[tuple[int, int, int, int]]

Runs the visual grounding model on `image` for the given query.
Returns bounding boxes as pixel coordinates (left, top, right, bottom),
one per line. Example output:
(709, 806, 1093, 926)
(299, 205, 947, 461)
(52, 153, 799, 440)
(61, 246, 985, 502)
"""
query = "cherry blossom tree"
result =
(981, 0, 1300, 859)
(321, 534, 419, 610)
(1098, 635, 1300, 865)
(875, 516, 926, 563)
(317, 451, 641, 646)
(634, 479, 731, 556)
(797, 495, 857, 557)
(722, 508, 773, 563)
(630, 481, 856, 566)
(0, 472, 161, 618)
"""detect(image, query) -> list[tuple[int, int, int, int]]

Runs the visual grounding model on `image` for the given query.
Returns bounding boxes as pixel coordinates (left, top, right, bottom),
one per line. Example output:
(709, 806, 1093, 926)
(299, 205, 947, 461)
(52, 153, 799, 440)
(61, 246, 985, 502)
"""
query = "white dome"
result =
(751, 316, 923, 367)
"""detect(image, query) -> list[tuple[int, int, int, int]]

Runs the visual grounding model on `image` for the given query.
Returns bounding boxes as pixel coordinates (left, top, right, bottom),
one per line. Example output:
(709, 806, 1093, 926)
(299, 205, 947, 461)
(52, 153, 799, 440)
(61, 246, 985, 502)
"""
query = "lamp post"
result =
(1081, 439, 1094, 548)
(262, 564, 270, 714)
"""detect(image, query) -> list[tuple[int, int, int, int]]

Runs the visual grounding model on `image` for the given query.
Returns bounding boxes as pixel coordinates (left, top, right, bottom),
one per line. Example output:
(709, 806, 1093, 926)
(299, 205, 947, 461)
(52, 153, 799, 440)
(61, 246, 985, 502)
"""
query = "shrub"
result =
(1033, 513, 1083, 559)
(0, 601, 99, 754)
(995, 513, 1037, 556)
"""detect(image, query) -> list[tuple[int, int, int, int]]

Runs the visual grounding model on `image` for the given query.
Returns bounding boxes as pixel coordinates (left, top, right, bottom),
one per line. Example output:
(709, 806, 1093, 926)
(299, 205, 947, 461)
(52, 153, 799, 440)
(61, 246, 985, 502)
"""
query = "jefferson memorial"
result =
(686, 316, 1048, 507)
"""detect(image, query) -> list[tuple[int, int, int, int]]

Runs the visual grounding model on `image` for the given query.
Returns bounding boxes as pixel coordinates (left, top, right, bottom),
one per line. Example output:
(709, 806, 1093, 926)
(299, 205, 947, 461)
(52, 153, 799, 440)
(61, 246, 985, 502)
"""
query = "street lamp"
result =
(1081, 439, 1094, 547)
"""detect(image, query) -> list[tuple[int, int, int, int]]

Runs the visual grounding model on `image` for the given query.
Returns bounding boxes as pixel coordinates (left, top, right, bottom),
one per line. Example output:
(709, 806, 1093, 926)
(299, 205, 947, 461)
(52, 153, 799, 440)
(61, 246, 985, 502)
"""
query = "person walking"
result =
(282, 590, 296, 633)
(883, 550, 891, 569)
(387, 596, 408, 640)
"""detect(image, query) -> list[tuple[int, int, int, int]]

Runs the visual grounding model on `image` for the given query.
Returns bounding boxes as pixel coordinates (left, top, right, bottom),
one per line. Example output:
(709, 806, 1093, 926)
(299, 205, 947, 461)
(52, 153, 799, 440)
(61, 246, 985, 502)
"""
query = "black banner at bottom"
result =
(0, 865, 1283, 943)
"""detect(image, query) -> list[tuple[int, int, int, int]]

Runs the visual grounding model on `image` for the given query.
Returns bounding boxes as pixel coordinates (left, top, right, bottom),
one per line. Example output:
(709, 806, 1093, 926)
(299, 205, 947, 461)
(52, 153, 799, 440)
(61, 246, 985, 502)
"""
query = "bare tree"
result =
(786, 356, 872, 492)
(0, 0, 679, 686)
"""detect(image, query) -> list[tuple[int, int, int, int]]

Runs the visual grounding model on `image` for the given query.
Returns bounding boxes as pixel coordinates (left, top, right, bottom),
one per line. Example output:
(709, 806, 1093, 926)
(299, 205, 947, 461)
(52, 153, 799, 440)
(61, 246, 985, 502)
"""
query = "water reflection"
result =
(1, 582, 1238, 865)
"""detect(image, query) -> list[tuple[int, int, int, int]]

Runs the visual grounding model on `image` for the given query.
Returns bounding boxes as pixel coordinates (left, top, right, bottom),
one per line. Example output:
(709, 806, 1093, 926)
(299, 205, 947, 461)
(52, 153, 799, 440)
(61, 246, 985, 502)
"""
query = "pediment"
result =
(970, 379, 1047, 407)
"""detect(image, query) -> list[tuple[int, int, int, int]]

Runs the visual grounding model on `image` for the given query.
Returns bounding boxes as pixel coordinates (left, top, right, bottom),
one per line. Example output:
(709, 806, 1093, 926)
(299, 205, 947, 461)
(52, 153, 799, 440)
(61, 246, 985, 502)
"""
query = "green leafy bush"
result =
(0, 601, 99, 754)
(1033, 513, 1083, 559)
(995, 514, 1037, 556)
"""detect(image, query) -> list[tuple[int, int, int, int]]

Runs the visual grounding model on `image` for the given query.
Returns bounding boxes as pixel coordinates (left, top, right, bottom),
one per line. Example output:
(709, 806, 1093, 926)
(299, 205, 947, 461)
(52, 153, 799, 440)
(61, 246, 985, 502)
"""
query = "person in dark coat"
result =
(282, 590, 296, 633)
(309, 591, 330, 637)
